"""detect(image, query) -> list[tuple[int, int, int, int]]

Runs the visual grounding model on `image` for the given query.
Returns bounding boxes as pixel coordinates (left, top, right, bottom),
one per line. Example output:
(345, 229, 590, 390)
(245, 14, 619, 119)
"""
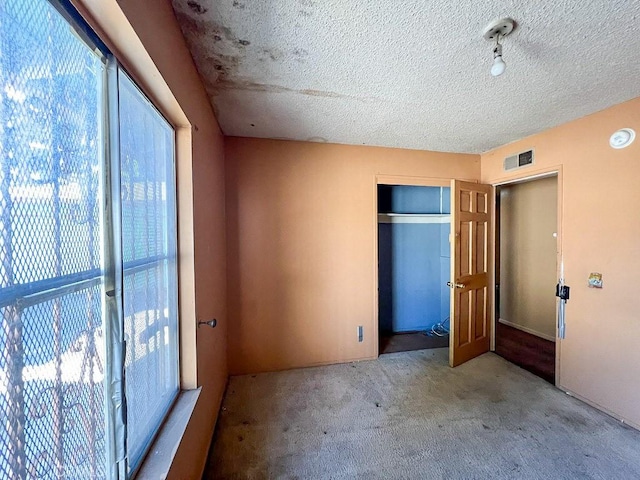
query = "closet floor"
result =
(379, 331, 449, 355)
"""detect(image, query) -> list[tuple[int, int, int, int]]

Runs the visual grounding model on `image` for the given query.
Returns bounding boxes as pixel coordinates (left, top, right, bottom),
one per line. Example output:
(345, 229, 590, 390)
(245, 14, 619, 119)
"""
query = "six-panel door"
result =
(450, 180, 493, 367)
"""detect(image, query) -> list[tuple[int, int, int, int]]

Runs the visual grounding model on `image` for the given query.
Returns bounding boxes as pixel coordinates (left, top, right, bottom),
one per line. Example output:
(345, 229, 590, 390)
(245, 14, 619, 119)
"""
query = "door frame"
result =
(490, 166, 564, 386)
(373, 175, 475, 357)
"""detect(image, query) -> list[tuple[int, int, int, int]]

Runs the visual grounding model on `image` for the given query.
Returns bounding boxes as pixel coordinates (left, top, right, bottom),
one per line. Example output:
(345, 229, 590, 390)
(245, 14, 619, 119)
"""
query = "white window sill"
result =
(135, 388, 201, 479)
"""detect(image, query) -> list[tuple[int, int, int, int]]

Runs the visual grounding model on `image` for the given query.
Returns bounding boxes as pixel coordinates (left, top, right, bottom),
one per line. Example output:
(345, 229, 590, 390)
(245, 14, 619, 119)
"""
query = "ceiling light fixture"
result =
(483, 18, 516, 77)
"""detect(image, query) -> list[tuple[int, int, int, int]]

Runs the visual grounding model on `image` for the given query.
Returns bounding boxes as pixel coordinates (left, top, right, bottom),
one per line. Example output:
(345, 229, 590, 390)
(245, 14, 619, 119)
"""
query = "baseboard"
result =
(230, 354, 379, 376)
(559, 386, 640, 432)
(498, 318, 555, 342)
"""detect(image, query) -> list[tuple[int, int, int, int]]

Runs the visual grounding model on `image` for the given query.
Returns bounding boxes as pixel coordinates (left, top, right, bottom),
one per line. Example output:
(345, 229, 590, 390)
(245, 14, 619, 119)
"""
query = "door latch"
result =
(555, 284, 570, 300)
(556, 283, 570, 339)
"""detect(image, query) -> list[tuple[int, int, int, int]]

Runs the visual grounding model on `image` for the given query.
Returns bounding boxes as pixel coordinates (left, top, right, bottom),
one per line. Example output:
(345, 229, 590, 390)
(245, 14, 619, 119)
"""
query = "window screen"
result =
(0, 0, 107, 478)
(0, 0, 180, 477)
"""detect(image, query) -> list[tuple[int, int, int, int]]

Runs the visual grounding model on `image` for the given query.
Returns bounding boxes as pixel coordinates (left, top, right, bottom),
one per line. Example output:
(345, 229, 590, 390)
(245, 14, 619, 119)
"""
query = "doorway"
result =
(377, 184, 451, 355)
(495, 174, 558, 383)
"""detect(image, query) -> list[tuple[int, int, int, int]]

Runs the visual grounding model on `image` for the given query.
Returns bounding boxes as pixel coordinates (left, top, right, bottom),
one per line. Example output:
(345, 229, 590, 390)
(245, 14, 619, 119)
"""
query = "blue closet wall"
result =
(378, 186, 450, 333)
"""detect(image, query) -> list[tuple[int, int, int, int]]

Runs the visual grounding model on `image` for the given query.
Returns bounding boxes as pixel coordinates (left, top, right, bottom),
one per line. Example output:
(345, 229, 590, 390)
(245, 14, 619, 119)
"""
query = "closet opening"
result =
(377, 184, 451, 355)
(495, 174, 559, 384)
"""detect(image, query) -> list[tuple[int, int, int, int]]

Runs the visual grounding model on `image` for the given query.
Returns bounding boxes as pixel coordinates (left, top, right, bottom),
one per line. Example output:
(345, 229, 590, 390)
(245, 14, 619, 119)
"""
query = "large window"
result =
(119, 73, 179, 470)
(0, 0, 179, 478)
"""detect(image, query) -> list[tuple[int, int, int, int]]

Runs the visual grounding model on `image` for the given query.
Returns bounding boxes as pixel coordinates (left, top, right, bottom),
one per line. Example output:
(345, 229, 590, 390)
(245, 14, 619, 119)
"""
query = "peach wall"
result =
(108, 1, 228, 477)
(225, 138, 479, 375)
(481, 97, 640, 427)
(499, 176, 557, 340)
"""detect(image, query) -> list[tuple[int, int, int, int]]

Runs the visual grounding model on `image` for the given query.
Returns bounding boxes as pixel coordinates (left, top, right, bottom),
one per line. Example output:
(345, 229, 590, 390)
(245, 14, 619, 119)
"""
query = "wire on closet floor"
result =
(426, 317, 450, 337)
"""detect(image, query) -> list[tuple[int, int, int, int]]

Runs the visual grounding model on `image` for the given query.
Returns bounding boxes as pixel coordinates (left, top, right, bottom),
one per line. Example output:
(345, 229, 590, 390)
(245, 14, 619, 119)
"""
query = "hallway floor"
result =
(204, 349, 640, 479)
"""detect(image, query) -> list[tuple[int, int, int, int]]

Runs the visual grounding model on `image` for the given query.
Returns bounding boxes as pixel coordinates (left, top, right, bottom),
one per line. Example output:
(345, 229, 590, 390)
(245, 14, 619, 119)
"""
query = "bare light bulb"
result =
(490, 40, 506, 76)
(483, 18, 516, 78)
(491, 55, 506, 76)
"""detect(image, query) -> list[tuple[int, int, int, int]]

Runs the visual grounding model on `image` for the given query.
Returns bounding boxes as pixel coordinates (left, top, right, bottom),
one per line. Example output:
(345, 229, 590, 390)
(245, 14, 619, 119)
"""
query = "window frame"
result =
(100, 17, 184, 480)
(115, 66, 181, 475)
(67, 0, 200, 474)
(60, 0, 187, 475)
(60, 0, 199, 395)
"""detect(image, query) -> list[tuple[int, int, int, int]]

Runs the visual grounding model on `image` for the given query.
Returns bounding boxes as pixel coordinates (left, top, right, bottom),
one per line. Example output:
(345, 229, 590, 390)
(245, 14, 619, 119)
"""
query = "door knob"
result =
(446, 281, 465, 289)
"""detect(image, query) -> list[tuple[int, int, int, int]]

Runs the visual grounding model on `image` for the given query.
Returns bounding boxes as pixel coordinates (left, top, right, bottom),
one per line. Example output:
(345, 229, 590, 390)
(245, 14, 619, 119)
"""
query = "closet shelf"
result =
(378, 213, 450, 224)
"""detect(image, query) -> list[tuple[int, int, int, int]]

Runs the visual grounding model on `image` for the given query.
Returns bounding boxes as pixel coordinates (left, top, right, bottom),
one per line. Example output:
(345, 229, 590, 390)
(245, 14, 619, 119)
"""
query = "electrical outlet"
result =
(357, 325, 363, 342)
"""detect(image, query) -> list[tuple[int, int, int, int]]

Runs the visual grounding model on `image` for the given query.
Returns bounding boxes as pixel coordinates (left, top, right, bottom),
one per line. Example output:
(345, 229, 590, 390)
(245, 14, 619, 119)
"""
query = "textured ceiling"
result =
(171, 0, 640, 153)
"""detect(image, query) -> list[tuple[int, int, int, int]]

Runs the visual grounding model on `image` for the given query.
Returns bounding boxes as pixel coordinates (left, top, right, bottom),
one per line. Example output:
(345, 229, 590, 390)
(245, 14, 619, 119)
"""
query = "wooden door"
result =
(449, 180, 493, 367)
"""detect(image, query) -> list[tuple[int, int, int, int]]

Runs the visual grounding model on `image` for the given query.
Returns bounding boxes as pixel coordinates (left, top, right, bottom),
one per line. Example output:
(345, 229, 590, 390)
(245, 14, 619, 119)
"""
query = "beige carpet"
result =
(204, 349, 640, 479)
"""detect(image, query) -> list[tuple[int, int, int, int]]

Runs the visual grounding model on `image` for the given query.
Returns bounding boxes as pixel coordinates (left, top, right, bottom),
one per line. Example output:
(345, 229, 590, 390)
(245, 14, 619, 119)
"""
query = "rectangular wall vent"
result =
(504, 149, 534, 171)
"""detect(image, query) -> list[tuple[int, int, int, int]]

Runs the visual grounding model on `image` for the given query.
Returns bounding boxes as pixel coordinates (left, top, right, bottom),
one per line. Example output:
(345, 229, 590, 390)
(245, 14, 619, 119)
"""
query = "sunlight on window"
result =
(1, 1, 179, 478)
(119, 72, 179, 469)
(0, 0, 107, 478)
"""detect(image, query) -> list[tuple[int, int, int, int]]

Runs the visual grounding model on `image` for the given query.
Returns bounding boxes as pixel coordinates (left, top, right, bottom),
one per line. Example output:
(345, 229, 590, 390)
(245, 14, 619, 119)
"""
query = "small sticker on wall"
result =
(588, 273, 603, 288)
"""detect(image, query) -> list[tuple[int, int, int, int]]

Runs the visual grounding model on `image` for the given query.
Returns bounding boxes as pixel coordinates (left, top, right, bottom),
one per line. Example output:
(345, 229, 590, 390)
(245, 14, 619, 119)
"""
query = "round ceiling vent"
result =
(609, 128, 636, 149)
